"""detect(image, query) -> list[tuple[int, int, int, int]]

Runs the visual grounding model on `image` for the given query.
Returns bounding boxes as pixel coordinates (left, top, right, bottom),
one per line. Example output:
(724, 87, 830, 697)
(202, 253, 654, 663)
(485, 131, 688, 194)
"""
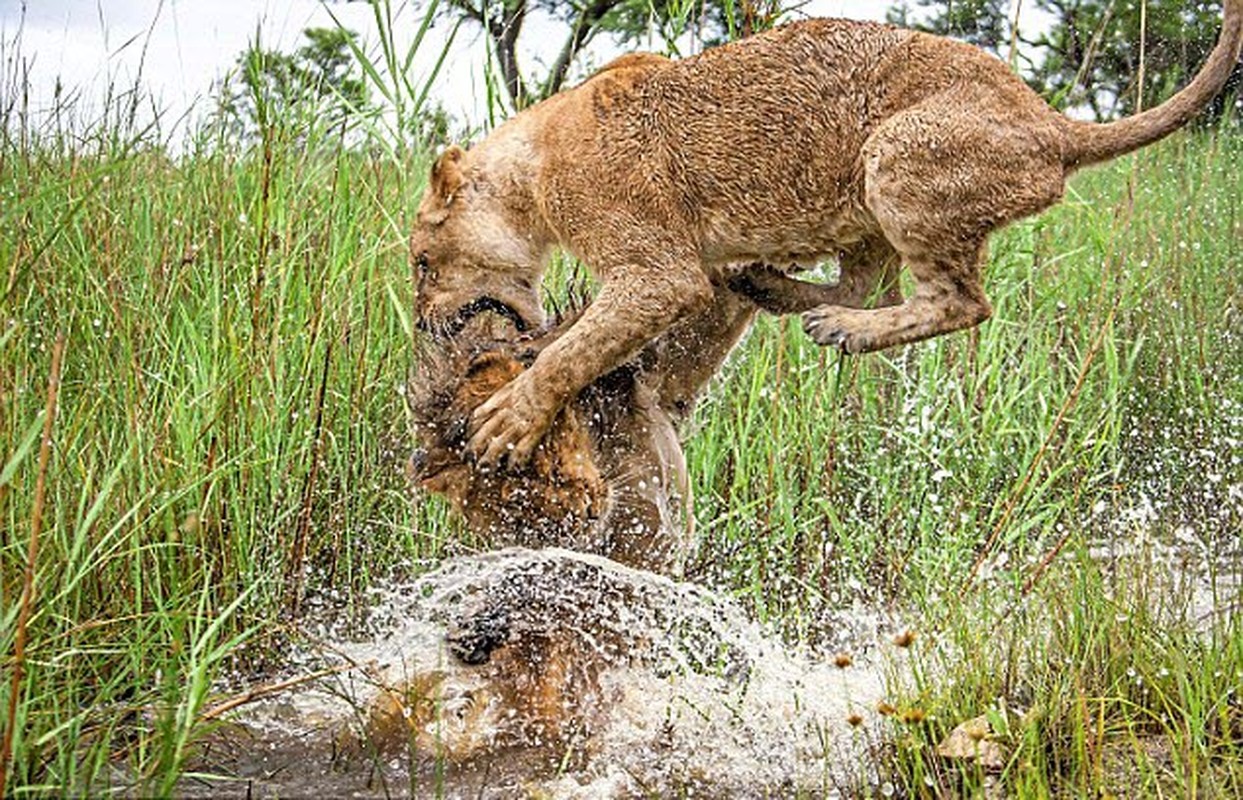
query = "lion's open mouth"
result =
(442, 296, 532, 338)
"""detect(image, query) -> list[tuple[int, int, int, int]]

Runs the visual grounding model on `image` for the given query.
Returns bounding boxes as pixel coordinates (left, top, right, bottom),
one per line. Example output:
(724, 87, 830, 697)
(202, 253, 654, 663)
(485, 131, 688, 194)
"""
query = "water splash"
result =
(188, 548, 893, 798)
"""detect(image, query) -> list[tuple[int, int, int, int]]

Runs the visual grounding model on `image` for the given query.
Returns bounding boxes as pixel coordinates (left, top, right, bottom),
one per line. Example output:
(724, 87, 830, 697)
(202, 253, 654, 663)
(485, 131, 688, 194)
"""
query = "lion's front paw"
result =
(802, 307, 874, 354)
(468, 372, 559, 469)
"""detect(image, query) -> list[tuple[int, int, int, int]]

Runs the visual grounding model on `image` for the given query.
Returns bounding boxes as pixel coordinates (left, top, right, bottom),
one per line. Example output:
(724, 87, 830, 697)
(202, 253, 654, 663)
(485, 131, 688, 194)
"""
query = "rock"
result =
(935, 714, 1008, 770)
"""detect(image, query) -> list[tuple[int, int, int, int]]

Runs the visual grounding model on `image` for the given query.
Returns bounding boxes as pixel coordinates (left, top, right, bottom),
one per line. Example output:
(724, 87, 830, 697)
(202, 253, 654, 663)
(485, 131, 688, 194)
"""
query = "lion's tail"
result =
(1062, 0, 1243, 171)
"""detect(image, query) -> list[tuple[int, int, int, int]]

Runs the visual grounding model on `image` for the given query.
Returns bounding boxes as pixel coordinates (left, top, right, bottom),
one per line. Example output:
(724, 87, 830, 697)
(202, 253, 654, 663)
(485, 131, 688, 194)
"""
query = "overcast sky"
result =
(0, 1, 1042, 142)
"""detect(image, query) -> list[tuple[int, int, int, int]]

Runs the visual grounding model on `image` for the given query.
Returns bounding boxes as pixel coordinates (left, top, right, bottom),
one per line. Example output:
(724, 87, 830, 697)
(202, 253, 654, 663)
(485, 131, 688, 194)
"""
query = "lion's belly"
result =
(698, 201, 877, 269)
(680, 141, 877, 269)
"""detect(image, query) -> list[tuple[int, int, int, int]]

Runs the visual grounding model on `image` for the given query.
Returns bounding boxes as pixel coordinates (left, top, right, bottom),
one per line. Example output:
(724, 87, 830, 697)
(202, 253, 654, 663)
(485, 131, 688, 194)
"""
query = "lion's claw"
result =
(803, 307, 872, 354)
(803, 309, 851, 352)
(468, 374, 556, 469)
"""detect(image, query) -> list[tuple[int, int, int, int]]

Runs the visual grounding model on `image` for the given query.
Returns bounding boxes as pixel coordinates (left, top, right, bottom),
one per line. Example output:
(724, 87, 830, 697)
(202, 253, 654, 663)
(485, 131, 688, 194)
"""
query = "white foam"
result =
(227, 548, 896, 797)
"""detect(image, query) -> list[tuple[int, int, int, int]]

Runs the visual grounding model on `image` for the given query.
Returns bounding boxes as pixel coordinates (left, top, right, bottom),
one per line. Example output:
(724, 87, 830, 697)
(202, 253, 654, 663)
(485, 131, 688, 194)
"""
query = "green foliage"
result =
(410, 102, 457, 148)
(443, 0, 775, 110)
(596, 0, 784, 53)
(884, 548, 1243, 797)
(1030, 0, 1241, 121)
(218, 27, 372, 141)
(887, 0, 1014, 53)
(888, 0, 1242, 123)
(0, 77, 442, 796)
(214, 13, 463, 154)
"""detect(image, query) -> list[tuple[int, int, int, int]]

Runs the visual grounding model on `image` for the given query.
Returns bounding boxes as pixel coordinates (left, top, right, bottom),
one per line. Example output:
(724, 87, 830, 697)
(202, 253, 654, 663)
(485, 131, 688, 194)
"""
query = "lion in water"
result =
(407, 285, 757, 575)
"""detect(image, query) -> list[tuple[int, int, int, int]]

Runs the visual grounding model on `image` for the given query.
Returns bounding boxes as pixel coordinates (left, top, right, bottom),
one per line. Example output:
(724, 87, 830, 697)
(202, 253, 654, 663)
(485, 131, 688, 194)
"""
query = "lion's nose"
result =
(414, 298, 431, 331)
(447, 608, 511, 665)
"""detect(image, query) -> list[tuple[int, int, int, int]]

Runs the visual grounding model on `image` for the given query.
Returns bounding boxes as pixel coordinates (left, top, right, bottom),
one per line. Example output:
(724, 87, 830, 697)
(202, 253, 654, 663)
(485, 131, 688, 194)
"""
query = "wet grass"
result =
(0, 79, 450, 793)
(875, 547, 1243, 798)
(1, 44, 1241, 800)
(681, 133, 1242, 795)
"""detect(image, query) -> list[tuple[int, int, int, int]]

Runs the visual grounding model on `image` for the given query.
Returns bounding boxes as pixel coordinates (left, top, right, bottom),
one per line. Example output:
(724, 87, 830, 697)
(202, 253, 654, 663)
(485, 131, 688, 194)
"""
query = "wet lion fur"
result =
(357, 549, 756, 770)
(409, 315, 691, 574)
(408, 286, 757, 575)
(409, 5, 1243, 469)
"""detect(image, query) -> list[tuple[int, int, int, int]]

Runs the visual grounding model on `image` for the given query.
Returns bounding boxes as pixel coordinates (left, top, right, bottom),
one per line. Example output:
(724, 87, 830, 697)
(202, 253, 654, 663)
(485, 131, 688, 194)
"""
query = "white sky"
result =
(0, 1, 1047, 142)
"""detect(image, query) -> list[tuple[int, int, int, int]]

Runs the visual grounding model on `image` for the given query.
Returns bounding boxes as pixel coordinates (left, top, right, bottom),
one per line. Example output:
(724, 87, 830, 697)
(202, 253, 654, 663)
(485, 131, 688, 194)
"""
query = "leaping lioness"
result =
(411, 4, 1243, 468)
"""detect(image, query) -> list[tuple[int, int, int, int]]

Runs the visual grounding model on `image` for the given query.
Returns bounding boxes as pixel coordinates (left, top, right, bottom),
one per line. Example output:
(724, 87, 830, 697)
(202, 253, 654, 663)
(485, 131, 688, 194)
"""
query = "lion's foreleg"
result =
(468, 267, 713, 468)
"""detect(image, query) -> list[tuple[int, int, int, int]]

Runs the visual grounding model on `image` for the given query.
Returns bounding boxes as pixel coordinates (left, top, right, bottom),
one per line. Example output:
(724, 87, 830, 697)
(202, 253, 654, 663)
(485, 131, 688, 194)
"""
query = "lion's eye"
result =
(415, 252, 430, 275)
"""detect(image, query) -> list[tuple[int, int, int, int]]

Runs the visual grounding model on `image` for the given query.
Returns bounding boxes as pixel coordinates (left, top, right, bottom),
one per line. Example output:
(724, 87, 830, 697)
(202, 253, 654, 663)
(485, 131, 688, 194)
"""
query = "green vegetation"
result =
(1, 3, 1240, 796)
(0, 21, 453, 787)
(436, 0, 782, 110)
(893, 0, 1242, 123)
(684, 134, 1242, 796)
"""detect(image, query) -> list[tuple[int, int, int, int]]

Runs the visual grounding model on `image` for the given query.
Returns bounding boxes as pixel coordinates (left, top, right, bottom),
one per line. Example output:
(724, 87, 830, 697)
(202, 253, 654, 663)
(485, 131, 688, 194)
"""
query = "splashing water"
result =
(185, 548, 893, 798)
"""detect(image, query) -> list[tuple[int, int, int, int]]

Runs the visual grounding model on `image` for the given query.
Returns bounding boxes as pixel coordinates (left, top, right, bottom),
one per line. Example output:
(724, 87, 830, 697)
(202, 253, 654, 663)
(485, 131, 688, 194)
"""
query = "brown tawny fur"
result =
(354, 549, 755, 766)
(410, 4, 1243, 467)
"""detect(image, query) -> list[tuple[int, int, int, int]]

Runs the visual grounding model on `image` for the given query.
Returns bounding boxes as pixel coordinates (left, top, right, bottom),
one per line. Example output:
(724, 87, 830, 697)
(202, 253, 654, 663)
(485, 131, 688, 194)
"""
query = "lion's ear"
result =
(431, 145, 466, 203)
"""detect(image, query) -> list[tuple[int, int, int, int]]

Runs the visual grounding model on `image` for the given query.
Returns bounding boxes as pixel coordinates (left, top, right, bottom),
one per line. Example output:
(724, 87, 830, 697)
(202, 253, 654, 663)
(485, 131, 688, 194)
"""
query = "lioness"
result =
(411, 7, 1243, 467)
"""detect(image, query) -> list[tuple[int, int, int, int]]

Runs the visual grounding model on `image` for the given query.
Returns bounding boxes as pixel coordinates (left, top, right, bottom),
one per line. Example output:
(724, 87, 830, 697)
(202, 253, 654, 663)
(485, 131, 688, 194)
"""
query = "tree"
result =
(439, 0, 760, 110)
(1030, 0, 1240, 122)
(218, 27, 372, 140)
(409, 102, 458, 148)
(886, 0, 1014, 55)
(886, 1, 1239, 124)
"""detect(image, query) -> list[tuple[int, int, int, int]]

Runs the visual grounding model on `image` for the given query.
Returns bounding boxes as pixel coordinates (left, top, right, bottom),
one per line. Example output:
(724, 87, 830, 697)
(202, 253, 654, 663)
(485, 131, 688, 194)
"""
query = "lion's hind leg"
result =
(728, 239, 903, 316)
(803, 98, 1065, 354)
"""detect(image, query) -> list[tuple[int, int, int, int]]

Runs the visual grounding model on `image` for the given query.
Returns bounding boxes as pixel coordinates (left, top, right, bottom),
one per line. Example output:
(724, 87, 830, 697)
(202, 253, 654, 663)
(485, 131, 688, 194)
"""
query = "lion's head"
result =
(407, 317, 607, 548)
(411, 144, 547, 338)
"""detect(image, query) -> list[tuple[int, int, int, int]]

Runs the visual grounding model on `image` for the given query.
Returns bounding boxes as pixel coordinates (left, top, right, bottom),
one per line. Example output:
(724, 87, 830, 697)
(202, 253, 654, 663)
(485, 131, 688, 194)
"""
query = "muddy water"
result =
(182, 549, 897, 799)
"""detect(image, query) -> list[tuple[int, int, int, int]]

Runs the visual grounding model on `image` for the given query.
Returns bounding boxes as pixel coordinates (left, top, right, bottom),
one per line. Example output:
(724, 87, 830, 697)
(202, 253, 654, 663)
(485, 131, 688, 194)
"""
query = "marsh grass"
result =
(876, 543, 1243, 797)
(1, 20, 1241, 797)
(0, 36, 460, 788)
(677, 136, 1242, 795)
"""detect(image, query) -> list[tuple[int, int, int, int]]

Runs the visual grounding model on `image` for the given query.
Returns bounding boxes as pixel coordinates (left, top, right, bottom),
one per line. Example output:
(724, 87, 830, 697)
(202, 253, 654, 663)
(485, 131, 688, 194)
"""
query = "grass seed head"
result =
(893, 630, 916, 648)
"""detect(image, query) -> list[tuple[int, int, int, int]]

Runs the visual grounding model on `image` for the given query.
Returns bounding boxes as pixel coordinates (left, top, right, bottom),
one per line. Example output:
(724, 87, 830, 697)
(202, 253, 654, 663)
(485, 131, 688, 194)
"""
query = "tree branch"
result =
(493, 0, 531, 108)
(541, 0, 620, 98)
(447, 0, 529, 108)
(458, 0, 487, 25)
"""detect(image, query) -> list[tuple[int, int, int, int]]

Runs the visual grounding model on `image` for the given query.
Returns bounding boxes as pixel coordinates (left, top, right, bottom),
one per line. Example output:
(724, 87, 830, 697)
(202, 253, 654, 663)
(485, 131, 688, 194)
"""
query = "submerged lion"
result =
(410, 5, 1243, 469)
(335, 548, 882, 796)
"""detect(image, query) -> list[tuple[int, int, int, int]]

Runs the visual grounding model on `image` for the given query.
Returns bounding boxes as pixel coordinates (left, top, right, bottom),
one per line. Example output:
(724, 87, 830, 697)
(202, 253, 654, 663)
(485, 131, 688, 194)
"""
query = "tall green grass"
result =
(0, 45, 459, 792)
(1, 20, 1240, 798)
